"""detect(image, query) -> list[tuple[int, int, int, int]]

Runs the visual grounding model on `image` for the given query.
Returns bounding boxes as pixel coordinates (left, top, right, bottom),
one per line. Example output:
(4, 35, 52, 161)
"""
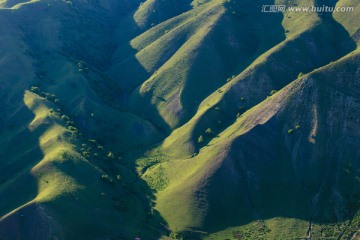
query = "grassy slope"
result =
(9, 0, 165, 151)
(109, 0, 287, 131)
(140, 0, 360, 237)
(126, 0, 288, 130)
(333, 0, 360, 43)
(162, 0, 357, 159)
(0, 90, 163, 239)
(0, 0, 166, 239)
(147, 49, 360, 239)
(0, 0, 359, 239)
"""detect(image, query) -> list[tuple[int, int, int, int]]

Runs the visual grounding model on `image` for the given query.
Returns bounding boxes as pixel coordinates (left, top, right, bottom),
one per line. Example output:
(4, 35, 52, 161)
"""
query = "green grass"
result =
(1, 0, 360, 239)
(144, 49, 360, 237)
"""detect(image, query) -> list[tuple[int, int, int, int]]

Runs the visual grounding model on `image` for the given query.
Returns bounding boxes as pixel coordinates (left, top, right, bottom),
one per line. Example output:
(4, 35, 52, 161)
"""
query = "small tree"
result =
(270, 90, 277, 96)
(30, 86, 40, 92)
(107, 151, 115, 159)
(205, 128, 213, 134)
(68, 126, 78, 132)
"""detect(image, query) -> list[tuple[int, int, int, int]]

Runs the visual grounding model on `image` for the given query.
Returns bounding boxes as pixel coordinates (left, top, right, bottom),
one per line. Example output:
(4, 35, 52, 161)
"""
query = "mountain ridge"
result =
(0, 0, 359, 239)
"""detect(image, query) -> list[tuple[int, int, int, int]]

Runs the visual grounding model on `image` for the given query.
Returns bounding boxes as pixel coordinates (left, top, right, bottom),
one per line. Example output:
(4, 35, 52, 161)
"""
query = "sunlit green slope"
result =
(0, 0, 359, 239)
(146, 49, 360, 238)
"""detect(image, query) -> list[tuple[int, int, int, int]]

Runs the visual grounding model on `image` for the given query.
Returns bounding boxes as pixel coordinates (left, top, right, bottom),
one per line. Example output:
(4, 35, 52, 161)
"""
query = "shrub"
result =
(107, 151, 115, 159)
(30, 86, 40, 92)
(288, 129, 294, 134)
(198, 135, 204, 143)
(205, 128, 213, 134)
(82, 151, 90, 158)
(169, 232, 183, 240)
(101, 174, 114, 184)
(295, 125, 301, 130)
(68, 126, 78, 132)
(61, 115, 70, 121)
(60, 152, 70, 160)
(270, 90, 277, 96)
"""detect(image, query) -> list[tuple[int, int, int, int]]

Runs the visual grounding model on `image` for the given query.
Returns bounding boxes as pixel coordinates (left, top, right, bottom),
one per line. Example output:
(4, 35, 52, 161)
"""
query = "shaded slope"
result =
(6, 0, 165, 151)
(0, 0, 168, 239)
(124, 0, 287, 130)
(147, 49, 360, 238)
(133, 0, 193, 30)
(0, 89, 167, 239)
(0, 0, 359, 239)
(162, 0, 357, 158)
(333, 0, 360, 44)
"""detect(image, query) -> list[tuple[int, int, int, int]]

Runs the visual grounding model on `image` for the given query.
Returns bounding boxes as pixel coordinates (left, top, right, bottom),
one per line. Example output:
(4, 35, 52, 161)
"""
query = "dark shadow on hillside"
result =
(42, 147, 170, 239)
(177, 0, 286, 157)
(59, 0, 180, 135)
(0, 1, 171, 238)
(0, 93, 47, 239)
(194, 52, 358, 240)
(314, 0, 357, 54)
(172, 0, 358, 237)
(204, 102, 360, 232)
(180, 0, 287, 125)
(24, 2, 174, 239)
(105, 0, 194, 134)
(98, 0, 358, 238)
(200, 99, 360, 237)
(180, 0, 357, 157)
(54, 10, 175, 239)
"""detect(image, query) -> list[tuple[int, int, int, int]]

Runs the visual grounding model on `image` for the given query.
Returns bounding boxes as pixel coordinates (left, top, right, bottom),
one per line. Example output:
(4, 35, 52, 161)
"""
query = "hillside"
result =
(0, 0, 359, 239)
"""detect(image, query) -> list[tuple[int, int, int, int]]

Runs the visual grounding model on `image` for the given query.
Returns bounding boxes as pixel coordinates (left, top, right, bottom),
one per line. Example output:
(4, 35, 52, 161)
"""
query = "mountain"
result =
(0, 0, 359, 239)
